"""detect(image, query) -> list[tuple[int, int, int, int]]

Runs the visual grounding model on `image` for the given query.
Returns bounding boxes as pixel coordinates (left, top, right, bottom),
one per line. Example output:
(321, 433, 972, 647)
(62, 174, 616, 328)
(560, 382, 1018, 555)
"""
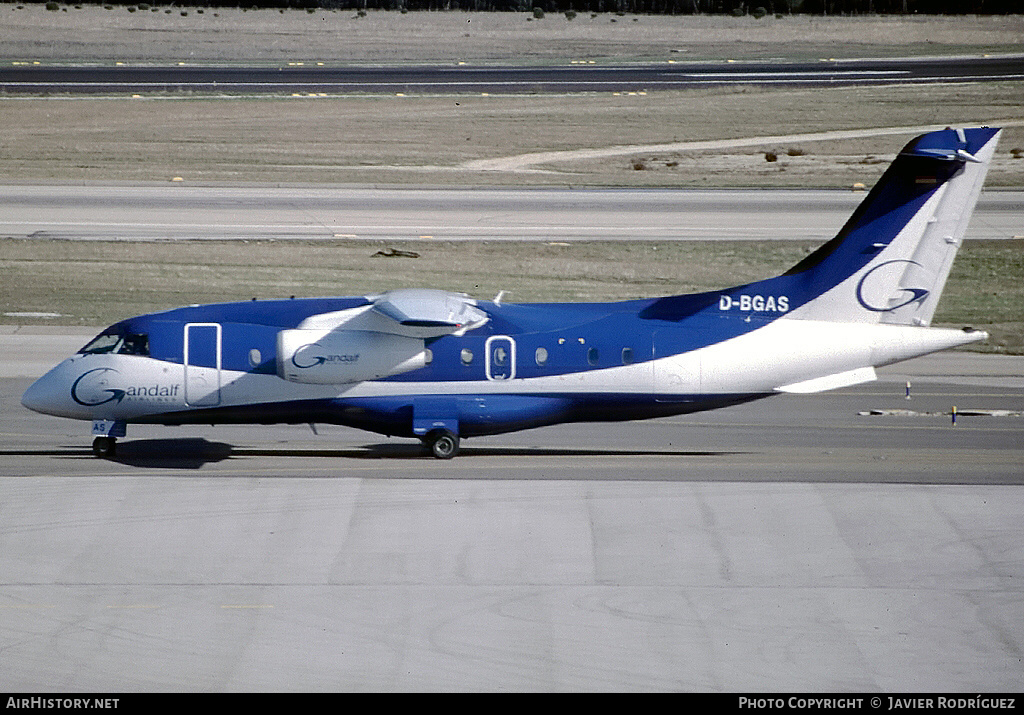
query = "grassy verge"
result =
(2, 237, 1020, 353)
(2, 83, 1022, 187)
(3, 8, 1022, 66)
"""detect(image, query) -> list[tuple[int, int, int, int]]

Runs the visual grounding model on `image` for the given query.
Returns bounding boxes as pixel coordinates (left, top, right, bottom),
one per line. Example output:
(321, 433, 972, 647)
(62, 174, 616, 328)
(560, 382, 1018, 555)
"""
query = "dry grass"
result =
(2, 238, 791, 324)
(2, 83, 1023, 187)
(3, 7, 1022, 65)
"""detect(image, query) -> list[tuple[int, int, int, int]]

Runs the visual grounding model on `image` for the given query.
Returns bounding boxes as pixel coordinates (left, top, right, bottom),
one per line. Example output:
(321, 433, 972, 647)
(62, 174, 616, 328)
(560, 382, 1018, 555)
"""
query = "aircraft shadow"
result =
(1, 439, 750, 469)
(4, 440, 1012, 485)
(0, 439, 232, 469)
(126, 439, 747, 467)
(110, 438, 235, 468)
(331, 442, 750, 460)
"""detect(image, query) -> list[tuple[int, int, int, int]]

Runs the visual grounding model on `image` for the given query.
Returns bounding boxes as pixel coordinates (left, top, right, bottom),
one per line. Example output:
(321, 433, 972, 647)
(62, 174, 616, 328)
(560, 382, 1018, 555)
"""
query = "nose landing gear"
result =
(92, 436, 117, 458)
(91, 420, 125, 459)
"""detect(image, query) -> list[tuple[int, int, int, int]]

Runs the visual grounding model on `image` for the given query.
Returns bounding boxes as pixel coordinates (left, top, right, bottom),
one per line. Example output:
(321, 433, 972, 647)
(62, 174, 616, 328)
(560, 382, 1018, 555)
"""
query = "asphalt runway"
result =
(1, 335, 1023, 690)
(2, 56, 1022, 94)
(3, 185, 1022, 242)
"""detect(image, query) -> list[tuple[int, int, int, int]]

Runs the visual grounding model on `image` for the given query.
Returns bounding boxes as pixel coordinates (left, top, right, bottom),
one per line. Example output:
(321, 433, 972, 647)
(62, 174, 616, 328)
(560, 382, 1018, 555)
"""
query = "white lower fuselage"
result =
(25, 318, 985, 437)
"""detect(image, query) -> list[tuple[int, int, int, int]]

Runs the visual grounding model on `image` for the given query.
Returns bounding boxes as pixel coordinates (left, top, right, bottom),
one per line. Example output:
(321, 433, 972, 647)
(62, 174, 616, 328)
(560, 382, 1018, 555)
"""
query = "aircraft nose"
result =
(22, 369, 70, 417)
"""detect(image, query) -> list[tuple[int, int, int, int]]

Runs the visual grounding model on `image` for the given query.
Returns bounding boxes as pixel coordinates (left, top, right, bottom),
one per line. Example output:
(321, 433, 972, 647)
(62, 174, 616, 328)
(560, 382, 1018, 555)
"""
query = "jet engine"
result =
(277, 329, 427, 384)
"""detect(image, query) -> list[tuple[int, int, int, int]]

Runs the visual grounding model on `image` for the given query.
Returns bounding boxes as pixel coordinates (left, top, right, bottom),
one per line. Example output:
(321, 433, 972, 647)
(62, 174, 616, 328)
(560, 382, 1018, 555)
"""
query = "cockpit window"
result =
(79, 331, 149, 356)
(120, 333, 149, 356)
(79, 333, 120, 354)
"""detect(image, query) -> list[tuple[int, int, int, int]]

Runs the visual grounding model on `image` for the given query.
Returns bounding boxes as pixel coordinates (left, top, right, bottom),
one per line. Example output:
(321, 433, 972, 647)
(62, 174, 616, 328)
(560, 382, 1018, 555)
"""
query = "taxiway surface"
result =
(1, 334, 1022, 691)
(3, 56, 1023, 95)
(2, 185, 1022, 242)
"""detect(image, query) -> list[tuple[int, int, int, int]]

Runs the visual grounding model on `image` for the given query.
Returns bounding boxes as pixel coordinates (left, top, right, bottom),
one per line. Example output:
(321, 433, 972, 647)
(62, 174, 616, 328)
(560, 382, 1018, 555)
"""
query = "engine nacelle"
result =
(277, 329, 427, 384)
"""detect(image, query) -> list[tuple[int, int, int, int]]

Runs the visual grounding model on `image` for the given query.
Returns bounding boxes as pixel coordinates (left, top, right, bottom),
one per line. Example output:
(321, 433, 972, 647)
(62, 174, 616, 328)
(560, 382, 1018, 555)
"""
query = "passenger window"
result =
(622, 347, 634, 365)
(587, 347, 599, 366)
(535, 347, 548, 366)
(461, 348, 474, 365)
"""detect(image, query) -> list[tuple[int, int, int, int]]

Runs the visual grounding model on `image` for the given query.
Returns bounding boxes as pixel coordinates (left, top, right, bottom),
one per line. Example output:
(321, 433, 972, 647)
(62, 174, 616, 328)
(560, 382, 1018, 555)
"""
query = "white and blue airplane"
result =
(22, 127, 1000, 458)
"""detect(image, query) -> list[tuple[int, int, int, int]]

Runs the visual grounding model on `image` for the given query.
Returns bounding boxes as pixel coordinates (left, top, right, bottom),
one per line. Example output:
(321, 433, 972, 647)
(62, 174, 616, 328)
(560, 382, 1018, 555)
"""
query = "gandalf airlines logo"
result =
(856, 260, 929, 312)
(71, 368, 180, 406)
(292, 343, 360, 369)
(71, 368, 125, 406)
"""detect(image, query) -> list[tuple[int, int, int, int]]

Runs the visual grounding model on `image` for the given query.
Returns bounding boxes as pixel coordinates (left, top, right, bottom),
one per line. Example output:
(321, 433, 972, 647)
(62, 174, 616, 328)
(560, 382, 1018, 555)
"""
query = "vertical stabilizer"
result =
(879, 129, 999, 326)
(782, 127, 1000, 325)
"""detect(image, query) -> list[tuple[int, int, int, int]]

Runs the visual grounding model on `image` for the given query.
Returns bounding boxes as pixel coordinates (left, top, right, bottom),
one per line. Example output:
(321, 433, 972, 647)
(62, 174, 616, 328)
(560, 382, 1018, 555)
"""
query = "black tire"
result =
(427, 430, 459, 459)
(92, 436, 116, 458)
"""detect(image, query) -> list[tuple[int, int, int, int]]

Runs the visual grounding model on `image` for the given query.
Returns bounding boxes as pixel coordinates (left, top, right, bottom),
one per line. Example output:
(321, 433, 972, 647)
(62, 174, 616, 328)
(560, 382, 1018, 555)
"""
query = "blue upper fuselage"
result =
(98, 291, 757, 383)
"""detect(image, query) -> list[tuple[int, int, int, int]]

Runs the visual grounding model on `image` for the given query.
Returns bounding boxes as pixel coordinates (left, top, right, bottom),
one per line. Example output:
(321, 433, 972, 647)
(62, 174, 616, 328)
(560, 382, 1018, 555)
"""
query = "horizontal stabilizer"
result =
(775, 366, 877, 394)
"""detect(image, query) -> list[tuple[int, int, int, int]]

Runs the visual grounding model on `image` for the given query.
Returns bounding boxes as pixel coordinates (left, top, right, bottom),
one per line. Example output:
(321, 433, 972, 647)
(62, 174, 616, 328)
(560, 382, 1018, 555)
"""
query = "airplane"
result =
(22, 126, 1000, 459)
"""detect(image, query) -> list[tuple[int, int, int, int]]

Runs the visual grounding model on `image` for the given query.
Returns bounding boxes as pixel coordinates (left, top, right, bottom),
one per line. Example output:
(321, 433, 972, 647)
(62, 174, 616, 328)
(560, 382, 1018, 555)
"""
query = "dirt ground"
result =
(3, 6, 1023, 65)
(2, 85, 1023, 187)
(2, 7, 1022, 186)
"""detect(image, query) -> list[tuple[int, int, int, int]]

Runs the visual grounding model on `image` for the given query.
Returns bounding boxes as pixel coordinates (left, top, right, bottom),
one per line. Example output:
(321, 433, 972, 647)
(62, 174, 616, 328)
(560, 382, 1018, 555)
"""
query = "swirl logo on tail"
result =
(856, 260, 929, 313)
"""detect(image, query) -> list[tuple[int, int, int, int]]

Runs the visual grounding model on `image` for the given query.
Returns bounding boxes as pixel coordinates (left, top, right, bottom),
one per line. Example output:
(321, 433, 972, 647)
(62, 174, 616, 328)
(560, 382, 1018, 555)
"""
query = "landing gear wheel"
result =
(426, 429, 459, 459)
(92, 436, 117, 459)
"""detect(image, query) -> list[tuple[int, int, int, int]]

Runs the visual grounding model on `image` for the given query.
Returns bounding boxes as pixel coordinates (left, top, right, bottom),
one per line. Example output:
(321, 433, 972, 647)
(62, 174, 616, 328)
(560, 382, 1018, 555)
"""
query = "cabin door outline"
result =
(485, 335, 516, 381)
(184, 322, 222, 407)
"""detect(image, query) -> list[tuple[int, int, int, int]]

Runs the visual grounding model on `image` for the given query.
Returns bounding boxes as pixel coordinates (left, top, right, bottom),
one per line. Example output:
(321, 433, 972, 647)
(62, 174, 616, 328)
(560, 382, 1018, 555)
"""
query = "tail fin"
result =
(780, 127, 1000, 325)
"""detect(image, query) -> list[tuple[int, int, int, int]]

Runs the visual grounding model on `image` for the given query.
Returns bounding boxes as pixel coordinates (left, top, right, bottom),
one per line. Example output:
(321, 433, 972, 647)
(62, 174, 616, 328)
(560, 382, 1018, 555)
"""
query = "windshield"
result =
(79, 330, 149, 356)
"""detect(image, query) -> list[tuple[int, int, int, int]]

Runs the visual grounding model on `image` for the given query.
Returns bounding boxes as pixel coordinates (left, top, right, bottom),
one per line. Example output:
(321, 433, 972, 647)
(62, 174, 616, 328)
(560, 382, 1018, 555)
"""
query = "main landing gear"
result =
(424, 429, 460, 459)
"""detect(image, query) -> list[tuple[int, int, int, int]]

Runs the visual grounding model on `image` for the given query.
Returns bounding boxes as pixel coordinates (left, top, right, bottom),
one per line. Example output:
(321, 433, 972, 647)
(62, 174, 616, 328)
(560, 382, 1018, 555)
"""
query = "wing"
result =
(295, 288, 489, 338)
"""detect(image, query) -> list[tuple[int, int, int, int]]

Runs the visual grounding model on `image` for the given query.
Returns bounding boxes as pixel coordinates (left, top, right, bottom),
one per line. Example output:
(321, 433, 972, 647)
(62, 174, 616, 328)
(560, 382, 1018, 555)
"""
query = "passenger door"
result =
(485, 336, 516, 381)
(184, 323, 222, 407)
